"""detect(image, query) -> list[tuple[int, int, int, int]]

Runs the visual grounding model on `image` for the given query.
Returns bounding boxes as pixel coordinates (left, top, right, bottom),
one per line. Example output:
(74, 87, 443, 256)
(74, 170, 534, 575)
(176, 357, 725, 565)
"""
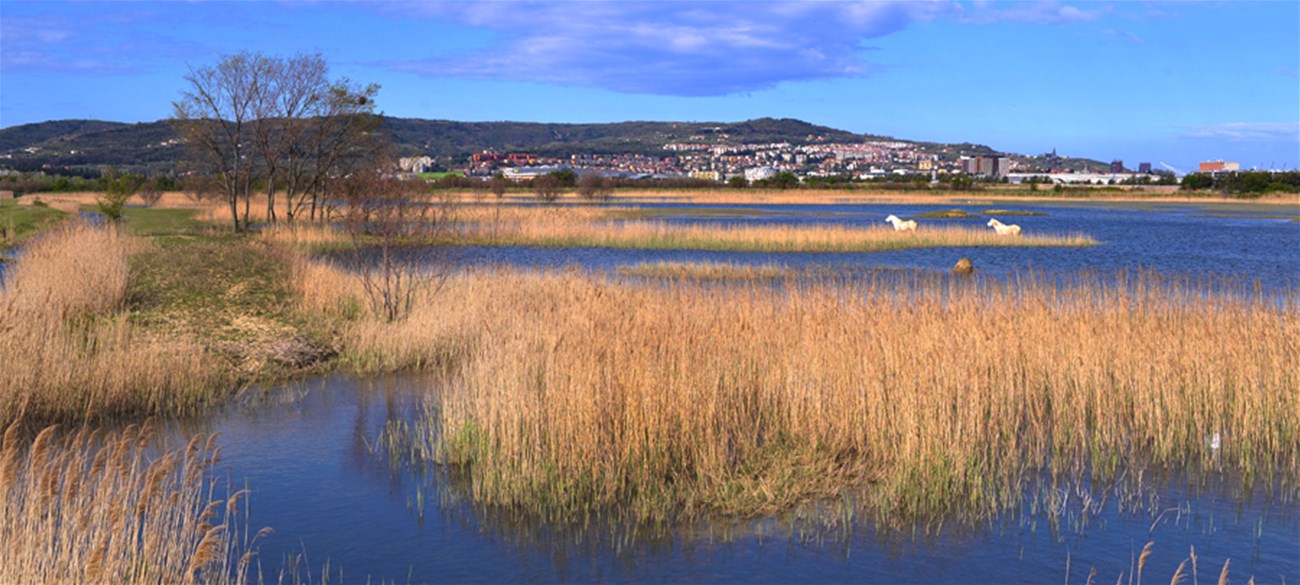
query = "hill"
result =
(0, 119, 130, 154)
(0, 116, 1105, 174)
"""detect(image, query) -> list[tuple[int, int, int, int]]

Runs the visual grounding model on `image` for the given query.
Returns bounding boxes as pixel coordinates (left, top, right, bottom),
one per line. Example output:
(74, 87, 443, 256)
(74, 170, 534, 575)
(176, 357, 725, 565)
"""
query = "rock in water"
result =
(953, 257, 975, 275)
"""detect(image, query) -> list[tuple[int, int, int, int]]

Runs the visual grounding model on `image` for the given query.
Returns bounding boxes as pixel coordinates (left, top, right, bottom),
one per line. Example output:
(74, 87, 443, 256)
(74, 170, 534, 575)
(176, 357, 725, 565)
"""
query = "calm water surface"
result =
(157, 373, 1299, 583)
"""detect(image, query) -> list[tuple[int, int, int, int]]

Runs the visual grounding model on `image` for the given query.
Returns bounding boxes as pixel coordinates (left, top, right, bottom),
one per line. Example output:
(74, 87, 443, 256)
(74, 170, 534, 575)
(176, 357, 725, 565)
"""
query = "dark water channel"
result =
(159, 373, 1299, 583)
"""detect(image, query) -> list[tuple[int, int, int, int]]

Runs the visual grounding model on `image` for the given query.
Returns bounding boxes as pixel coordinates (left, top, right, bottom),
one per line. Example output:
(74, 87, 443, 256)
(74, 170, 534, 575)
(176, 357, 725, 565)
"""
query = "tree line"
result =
(1180, 171, 1300, 196)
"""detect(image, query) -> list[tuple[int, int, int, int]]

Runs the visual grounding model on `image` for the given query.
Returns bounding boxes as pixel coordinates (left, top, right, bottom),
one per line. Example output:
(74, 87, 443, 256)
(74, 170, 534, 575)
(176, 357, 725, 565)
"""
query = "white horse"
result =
(885, 214, 917, 231)
(987, 218, 1021, 236)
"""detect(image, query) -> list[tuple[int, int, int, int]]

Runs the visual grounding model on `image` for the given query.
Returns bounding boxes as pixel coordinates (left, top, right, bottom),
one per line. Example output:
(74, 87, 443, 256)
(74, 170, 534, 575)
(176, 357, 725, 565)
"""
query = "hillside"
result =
(0, 119, 130, 154)
(384, 117, 870, 159)
(0, 116, 1105, 174)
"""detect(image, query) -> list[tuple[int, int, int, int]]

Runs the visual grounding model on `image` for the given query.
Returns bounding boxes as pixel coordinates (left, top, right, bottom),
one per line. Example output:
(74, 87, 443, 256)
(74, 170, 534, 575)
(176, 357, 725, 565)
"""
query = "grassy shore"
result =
(295, 259, 1299, 526)
(0, 200, 70, 249)
(0, 202, 332, 428)
(0, 223, 229, 427)
(0, 202, 321, 581)
(257, 200, 1097, 254)
(615, 261, 928, 282)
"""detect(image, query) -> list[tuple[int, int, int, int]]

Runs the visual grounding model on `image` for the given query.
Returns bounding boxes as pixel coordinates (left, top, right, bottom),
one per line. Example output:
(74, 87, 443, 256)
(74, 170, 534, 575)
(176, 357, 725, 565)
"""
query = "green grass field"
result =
(418, 172, 465, 180)
(0, 200, 70, 248)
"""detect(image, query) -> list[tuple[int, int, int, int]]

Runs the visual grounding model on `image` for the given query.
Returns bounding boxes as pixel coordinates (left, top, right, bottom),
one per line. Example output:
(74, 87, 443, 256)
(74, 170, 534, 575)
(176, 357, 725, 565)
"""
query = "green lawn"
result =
(0, 200, 70, 248)
(418, 172, 465, 180)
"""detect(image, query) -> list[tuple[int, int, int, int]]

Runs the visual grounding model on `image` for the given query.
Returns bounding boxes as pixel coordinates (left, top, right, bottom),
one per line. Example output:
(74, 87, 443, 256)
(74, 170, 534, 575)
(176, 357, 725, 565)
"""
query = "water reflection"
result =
(152, 373, 1298, 583)
(336, 200, 1300, 299)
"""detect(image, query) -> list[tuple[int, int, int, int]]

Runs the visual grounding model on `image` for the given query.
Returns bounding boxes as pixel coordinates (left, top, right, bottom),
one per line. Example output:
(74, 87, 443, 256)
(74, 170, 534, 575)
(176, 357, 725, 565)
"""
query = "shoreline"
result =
(14, 188, 1300, 208)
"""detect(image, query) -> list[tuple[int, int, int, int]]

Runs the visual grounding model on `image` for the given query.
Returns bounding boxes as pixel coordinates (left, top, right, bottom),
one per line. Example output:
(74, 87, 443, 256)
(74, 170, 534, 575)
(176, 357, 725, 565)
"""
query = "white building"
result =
(744, 167, 776, 182)
(398, 156, 435, 173)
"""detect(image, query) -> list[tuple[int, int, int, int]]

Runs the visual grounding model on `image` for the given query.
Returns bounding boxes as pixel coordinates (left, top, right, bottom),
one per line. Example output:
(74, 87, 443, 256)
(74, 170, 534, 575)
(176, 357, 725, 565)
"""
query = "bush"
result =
(1180, 173, 1213, 191)
(576, 174, 614, 201)
(138, 176, 165, 207)
(97, 172, 143, 223)
(533, 174, 562, 202)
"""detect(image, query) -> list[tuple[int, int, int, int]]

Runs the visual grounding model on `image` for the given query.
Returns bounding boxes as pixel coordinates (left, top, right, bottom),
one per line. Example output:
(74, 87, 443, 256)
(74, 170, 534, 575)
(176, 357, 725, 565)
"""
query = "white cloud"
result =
(954, 1, 1103, 25)
(1182, 122, 1300, 142)
(384, 1, 946, 96)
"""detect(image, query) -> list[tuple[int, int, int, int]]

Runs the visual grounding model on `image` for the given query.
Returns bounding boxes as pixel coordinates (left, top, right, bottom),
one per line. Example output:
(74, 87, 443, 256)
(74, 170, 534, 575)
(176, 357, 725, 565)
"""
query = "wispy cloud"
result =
(1102, 28, 1144, 44)
(1182, 122, 1300, 142)
(383, 1, 956, 96)
(956, 1, 1103, 25)
(0, 11, 208, 75)
(377, 1, 1116, 96)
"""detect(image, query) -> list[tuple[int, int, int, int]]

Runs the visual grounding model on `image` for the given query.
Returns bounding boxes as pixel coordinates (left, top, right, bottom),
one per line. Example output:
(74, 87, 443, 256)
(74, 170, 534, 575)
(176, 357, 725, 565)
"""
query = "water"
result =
(442, 201, 1300, 294)
(157, 373, 1300, 583)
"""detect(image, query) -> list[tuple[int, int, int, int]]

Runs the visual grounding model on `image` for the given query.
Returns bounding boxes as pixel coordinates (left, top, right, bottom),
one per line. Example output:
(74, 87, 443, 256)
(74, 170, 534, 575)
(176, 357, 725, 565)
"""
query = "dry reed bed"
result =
(615, 261, 927, 282)
(296, 261, 1299, 525)
(263, 202, 1091, 254)
(0, 423, 255, 584)
(616, 261, 797, 281)
(464, 218, 1095, 252)
(0, 223, 223, 427)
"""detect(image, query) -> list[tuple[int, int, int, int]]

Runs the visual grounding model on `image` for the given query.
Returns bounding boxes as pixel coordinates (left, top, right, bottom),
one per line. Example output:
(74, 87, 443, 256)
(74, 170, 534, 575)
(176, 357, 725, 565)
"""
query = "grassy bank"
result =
(0, 206, 327, 581)
(0, 200, 70, 249)
(296, 260, 1299, 526)
(0, 224, 228, 427)
(615, 261, 925, 282)
(0, 204, 329, 428)
(259, 202, 1095, 254)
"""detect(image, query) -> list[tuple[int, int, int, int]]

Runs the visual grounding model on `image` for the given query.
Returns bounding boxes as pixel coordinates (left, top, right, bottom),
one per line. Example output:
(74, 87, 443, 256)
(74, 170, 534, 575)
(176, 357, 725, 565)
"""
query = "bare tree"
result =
(340, 162, 452, 322)
(489, 174, 509, 201)
(576, 174, 614, 201)
(173, 51, 379, 230)
(251, 54, 322, 224)
(172, 52, 271, 232)
(296, 83, 380, 223)
(533, 174, 562, 202)
(137, 176, 164, 207)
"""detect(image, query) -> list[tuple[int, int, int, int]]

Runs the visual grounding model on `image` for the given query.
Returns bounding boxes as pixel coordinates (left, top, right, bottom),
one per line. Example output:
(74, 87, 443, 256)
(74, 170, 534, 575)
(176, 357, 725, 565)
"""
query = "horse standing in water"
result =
(885, 214, 918, 231)
(987, 218, 1021, 236)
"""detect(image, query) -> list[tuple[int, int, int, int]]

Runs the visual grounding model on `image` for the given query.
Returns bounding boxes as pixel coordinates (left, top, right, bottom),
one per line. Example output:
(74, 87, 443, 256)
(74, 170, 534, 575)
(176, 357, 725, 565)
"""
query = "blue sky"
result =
(1, 1, 1296, 170)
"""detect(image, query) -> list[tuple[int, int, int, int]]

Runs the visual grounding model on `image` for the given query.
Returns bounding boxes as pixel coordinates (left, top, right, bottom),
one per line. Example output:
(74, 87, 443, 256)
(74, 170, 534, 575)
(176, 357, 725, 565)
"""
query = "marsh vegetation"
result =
(293, 263, 1299, 527)
(1, 187, 1296, 582)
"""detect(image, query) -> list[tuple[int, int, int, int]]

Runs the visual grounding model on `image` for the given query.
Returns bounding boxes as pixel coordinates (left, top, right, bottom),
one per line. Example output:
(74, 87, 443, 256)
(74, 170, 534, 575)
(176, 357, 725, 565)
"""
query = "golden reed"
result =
(0, 223, 222, 427)
(0, 423, 260, 584)
(296, 256, 1299, 524)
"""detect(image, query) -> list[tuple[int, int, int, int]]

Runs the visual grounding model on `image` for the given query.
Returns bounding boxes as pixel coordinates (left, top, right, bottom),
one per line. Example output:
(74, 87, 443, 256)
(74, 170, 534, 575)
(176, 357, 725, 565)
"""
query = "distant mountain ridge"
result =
(0, 116, 1098, 173)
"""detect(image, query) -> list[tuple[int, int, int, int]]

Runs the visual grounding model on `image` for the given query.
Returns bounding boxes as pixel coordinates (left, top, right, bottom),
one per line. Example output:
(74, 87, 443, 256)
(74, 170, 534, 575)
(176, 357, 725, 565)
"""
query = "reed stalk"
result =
(0, 423, 260, 584)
